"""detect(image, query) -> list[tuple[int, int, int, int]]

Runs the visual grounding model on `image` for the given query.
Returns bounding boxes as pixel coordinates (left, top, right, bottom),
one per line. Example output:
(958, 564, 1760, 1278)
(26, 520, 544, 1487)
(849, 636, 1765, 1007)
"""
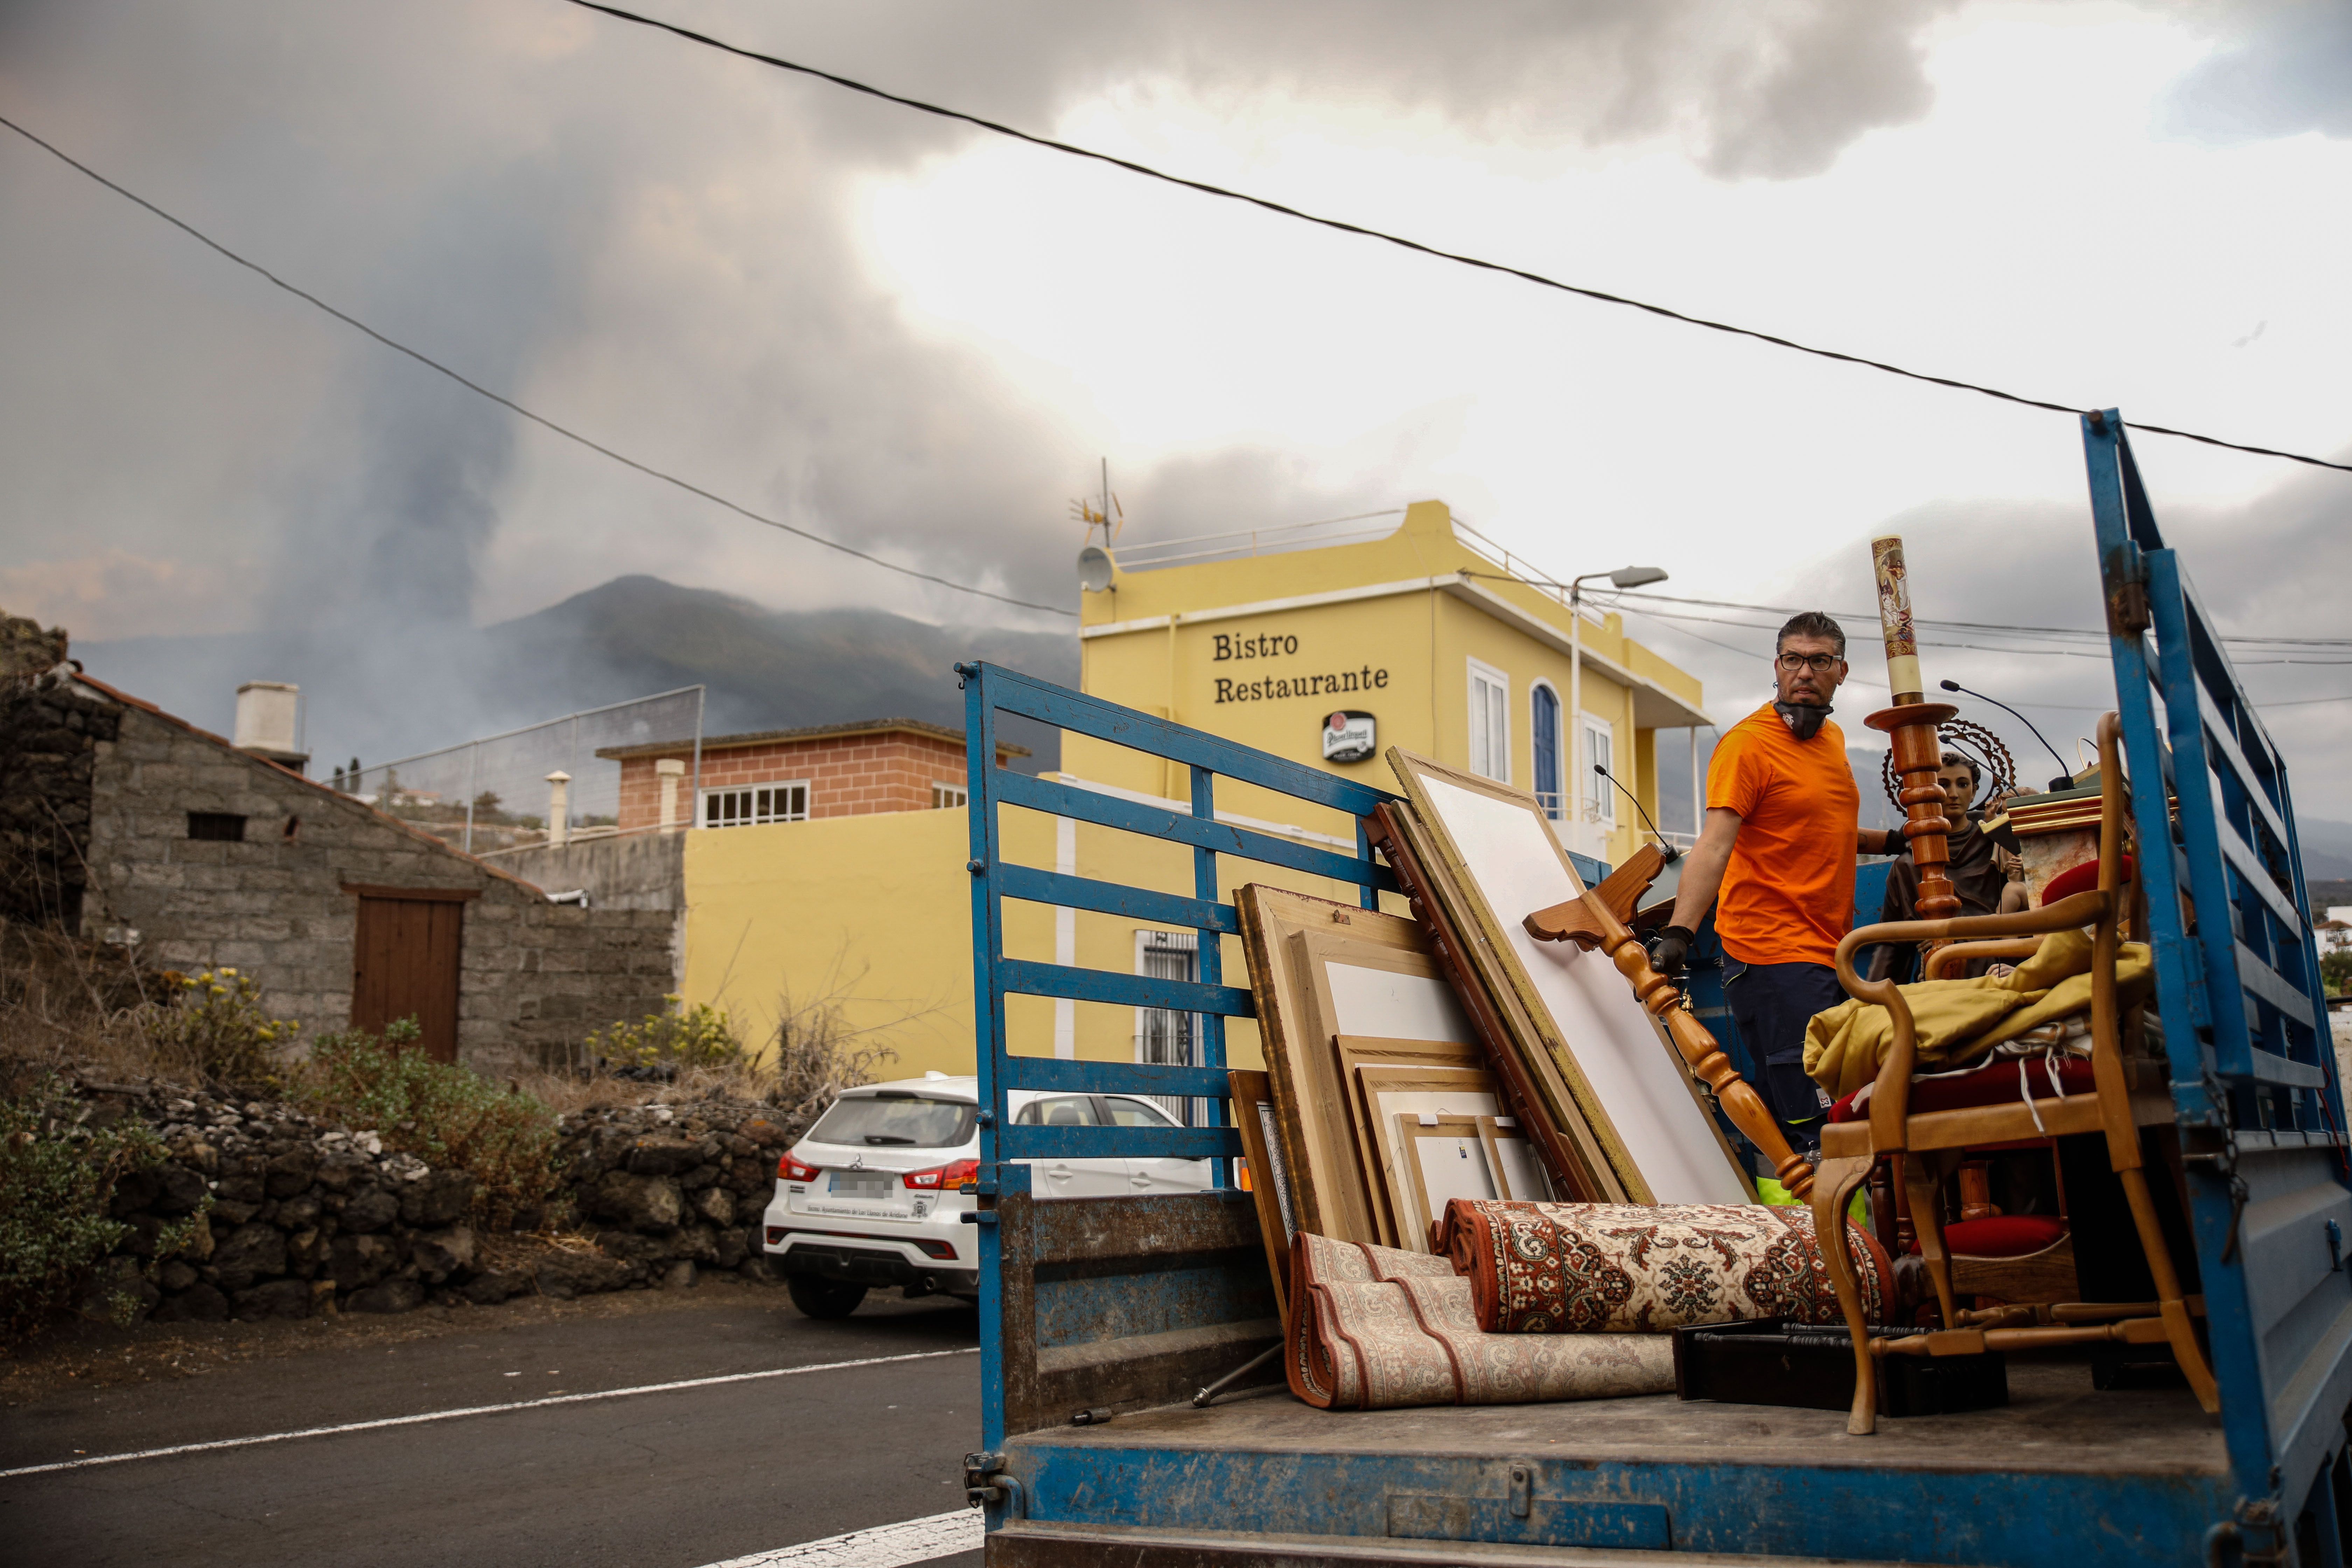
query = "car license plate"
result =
(830, 1172, 893, 1199)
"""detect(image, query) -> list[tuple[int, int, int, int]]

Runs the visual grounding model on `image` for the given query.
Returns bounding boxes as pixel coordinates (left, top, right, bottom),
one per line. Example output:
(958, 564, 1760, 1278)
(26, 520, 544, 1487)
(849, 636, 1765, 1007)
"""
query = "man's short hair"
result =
(1939, 749, 1982, 788)
(1776, 611, 1846, 658)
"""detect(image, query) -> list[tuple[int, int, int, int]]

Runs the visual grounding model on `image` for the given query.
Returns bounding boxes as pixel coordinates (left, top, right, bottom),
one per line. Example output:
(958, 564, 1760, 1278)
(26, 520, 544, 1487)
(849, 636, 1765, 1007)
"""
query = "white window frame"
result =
(699, 780, 810, 828)
(930, 782, 968, 810)
(1466, 657, 1511, 785)
(1580, 718, 1617, 827)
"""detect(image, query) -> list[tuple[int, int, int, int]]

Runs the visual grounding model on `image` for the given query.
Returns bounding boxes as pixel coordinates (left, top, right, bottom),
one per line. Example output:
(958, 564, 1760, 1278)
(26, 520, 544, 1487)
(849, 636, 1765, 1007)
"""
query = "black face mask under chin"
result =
(1774, 700, 1832, 741)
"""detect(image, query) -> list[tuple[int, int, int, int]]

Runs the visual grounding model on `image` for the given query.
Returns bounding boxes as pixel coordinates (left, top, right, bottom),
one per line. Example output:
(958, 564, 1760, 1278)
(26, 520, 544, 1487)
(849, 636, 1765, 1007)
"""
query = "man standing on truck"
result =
(1652, 611, 1904, 1163)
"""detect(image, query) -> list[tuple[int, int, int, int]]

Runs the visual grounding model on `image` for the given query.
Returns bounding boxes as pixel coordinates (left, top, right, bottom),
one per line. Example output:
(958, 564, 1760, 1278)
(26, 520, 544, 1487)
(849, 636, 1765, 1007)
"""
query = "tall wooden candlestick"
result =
(1863, 536, 1959, 921)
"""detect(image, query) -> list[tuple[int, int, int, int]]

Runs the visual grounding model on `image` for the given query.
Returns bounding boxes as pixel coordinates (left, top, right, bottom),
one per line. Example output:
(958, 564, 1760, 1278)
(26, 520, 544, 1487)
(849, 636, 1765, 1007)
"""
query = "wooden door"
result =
(349, 889, 469, 1063)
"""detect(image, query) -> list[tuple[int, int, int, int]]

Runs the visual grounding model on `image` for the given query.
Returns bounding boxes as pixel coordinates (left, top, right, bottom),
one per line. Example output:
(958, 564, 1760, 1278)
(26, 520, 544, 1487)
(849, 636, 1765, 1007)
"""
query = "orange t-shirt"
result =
(1707, 701, 1860, 967)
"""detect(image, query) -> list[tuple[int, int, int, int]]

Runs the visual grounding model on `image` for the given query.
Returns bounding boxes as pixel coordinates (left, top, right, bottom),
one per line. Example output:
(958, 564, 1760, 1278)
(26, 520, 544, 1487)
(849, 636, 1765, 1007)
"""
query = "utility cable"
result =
(1464, 574, 2352, 650)
(0, 111, 1076, 619)
(564, 0, 2352, 477)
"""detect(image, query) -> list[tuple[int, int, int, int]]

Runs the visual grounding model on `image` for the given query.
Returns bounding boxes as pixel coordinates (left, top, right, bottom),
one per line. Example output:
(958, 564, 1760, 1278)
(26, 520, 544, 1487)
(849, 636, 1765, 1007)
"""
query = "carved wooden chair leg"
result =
(1812, 1154, 1879, 1436)
(2118, 1164, 2221, 1413)
(1903, 1151, 1961, 1330)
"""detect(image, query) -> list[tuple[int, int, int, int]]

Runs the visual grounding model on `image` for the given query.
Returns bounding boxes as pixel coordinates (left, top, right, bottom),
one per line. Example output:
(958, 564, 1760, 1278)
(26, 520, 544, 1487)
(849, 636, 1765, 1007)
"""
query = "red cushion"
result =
(1939, 1215, 2067, 1258)
(2040, 855, 2132, 907)
(1829, 1054, 2099, 1122)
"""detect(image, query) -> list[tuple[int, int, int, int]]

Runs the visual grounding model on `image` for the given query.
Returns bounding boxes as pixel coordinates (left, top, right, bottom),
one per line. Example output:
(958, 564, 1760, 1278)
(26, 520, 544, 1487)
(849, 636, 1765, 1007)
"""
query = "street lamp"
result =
(1567, 566, 1668, 856)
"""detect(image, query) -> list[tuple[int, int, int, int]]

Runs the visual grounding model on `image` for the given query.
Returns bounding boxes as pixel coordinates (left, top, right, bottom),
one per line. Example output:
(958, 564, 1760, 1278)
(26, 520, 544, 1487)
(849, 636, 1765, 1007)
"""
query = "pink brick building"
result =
(598, 718, 1027, 833)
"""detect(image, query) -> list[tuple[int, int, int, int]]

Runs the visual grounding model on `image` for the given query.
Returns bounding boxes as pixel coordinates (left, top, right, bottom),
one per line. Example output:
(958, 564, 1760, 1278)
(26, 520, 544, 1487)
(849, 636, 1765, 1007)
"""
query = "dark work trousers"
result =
(1722, 958, 1846, 1164)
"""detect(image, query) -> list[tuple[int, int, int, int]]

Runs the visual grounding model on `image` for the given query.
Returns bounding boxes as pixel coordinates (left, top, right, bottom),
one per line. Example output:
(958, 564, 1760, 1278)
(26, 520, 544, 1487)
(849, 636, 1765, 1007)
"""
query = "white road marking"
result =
(0, 1346, 978, 1481)
(698, 1510, 983, 1568)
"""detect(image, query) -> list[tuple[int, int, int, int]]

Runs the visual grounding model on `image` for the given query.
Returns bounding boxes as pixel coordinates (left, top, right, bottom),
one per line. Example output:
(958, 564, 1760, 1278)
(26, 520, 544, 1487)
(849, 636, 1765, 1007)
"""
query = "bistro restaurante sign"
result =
(1210, 626, 1389, 706)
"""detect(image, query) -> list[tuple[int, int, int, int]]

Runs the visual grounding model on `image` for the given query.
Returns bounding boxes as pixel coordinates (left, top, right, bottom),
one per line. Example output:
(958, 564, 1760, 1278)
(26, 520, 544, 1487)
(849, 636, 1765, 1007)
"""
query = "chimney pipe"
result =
(656, 758, 686, 834)
(546, 771, 572, 848)
(234, 681, 309, 774)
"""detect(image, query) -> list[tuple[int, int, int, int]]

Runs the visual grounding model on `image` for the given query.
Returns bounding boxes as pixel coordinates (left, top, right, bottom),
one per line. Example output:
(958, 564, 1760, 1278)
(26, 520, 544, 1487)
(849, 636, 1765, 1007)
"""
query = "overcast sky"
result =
(2, 0, 2347, 810)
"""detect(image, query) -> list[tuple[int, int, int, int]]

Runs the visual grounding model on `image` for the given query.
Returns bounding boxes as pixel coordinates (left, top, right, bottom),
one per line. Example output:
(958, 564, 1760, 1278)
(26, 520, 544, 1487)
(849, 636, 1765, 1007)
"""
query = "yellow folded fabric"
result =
(1801, 932, 2150, 1102)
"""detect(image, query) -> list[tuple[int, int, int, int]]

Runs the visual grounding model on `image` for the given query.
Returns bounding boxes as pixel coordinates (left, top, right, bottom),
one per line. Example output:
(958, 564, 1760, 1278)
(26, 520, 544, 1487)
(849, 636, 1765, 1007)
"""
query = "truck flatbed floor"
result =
(993, 1355, 2228, 1565)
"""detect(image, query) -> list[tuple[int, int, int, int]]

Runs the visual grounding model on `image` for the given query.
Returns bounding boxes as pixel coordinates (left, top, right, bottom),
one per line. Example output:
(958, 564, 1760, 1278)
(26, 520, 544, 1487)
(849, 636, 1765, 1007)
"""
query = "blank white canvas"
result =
(1323, 962, 1475, 1043)
(1489, 1133, 1551, 1202)
(1419, 774, 1751, 1205)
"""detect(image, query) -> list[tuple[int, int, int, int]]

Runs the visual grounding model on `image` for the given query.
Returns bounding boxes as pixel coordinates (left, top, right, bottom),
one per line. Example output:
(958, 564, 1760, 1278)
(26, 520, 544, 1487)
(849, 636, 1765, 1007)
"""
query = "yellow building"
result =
(678, 501, 1706, 1083)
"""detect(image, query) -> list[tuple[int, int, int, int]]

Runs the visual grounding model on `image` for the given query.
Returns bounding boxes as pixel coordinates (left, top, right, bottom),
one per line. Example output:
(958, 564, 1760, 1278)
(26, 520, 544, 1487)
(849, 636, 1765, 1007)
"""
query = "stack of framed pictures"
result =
(1235, 887, 1554, 1260)
(1232, 752, 1758, 1283)
(1381, 750, 1752, 1208)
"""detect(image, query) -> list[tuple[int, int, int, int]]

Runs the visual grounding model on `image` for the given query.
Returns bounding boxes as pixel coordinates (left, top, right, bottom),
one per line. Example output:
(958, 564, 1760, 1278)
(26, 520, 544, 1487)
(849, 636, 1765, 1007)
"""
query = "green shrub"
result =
(301, 1020, 559, 1227)
(141, 967, 299, 1089)
(2324, 948, 2351, 997)
(583, 996, 747, 1073)
(0, 1074, 200, 1345)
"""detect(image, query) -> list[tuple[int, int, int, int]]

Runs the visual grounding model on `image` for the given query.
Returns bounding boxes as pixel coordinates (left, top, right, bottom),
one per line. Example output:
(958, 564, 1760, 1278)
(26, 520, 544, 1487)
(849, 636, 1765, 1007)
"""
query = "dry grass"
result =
(0, 923, 177, 1095)
(514, 982, 902, 1141)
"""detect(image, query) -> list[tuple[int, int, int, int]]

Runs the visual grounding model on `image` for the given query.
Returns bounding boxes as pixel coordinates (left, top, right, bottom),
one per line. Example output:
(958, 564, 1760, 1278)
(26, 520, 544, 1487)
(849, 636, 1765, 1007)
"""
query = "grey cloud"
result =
(2159, 0, 2352, 143)
(0, 0, 2176, 778)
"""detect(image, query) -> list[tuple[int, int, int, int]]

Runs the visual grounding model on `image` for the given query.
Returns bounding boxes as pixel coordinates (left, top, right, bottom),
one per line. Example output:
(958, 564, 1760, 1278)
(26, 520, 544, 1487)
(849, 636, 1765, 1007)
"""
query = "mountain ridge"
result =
(74, 575, 1078, 772)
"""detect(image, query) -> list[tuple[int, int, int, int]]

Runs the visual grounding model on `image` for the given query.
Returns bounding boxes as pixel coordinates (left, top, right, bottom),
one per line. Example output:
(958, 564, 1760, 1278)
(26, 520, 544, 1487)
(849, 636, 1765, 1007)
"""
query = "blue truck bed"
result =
(954, 412, 2351, 1565)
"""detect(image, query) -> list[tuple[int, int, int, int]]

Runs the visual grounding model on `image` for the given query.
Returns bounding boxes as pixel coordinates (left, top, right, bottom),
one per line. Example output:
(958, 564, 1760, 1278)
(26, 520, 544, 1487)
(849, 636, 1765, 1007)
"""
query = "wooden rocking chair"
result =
(1810, 713, 2219, 1435)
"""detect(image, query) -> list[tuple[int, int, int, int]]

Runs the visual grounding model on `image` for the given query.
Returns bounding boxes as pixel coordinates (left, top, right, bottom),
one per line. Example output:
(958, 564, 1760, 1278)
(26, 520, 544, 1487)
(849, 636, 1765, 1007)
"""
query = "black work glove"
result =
(1651, 924, 1696, 978)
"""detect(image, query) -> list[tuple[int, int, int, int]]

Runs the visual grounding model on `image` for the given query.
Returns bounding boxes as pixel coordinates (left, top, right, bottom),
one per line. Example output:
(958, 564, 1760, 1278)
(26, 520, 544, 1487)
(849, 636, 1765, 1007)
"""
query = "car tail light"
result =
(779, 1152, 821, 1183)
(903, 1157, 981, 1191)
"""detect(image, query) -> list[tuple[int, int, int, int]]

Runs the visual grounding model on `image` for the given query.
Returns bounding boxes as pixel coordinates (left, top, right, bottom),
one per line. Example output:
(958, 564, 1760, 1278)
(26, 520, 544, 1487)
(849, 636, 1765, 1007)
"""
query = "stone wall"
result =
(70, 683, 673, 1075)
(490, 830, 686, 914)
(77, 1081, 804, 1325)
(0, 662, 118, 930)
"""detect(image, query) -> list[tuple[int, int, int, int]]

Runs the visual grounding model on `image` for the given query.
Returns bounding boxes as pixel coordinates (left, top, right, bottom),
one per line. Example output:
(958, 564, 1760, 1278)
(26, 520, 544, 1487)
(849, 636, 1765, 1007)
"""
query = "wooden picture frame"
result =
(1330, 1034, 1486, 1245)
(1348, 1058, 1498, 1248)
(1477, 1115, 1551, 1202)
(1384, 748, 1751, 1206)
(1227, 1068, 1295, 1317)
(1396, 1115, 1506, 1251)
(1235, 885, 1459, 1244)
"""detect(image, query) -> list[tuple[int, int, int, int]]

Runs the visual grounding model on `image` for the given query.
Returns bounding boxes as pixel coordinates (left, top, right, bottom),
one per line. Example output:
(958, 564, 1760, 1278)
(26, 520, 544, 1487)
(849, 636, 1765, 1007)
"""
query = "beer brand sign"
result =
(1322, 710, 1377, 764)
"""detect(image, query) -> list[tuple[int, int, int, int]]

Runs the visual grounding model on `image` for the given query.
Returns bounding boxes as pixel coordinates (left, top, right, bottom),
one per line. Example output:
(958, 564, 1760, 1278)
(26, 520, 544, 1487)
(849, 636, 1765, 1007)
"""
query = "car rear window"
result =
(808, 1094, 975, 1149)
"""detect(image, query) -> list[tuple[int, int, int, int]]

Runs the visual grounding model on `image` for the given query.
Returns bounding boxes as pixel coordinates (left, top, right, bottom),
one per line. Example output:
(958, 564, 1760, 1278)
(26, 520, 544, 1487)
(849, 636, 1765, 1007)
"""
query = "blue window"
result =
(1531, 684, 1562, 819)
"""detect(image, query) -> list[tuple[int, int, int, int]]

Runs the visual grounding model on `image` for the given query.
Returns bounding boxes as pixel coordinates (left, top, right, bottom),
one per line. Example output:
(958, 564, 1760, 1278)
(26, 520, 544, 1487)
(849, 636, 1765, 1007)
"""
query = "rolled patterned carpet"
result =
(1284, 1232, 1673, 1410)
(1434, 1200, 1891, 1335)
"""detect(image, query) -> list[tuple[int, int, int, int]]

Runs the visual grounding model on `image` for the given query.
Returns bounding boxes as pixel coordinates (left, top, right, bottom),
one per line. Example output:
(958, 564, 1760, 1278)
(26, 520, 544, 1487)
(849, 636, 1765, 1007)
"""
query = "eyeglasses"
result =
(1776, 652, 1844, 673)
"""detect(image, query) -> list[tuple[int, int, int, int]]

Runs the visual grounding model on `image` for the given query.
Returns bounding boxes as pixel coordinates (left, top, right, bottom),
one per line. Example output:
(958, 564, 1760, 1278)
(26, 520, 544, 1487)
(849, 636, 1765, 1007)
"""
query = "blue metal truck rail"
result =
(955, 410, 2352, 1564)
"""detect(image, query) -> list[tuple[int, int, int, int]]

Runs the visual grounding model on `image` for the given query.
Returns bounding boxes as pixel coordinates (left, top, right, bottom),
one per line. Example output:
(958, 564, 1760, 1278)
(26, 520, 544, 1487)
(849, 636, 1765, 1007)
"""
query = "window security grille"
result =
(187, 812, 247, 842)
(701, 783, 808, 828)
(1135, 930, 1208, 1126)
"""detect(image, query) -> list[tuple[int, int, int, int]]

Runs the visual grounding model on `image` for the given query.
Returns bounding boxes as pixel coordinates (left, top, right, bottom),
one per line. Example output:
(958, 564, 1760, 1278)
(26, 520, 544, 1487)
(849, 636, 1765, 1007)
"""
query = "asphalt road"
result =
(0, 1281, 983, 1568)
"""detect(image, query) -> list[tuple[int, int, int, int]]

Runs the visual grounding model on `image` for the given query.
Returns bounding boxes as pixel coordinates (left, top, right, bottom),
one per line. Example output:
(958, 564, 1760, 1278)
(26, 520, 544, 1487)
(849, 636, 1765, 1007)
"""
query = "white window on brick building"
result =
(931, 782, 968, 810)
(701, 782, 809, 828)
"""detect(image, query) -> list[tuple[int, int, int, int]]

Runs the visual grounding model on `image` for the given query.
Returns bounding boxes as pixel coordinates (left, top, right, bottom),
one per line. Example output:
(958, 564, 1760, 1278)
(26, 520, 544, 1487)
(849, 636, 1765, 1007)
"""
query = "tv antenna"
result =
(1071, 457, 1123, 546)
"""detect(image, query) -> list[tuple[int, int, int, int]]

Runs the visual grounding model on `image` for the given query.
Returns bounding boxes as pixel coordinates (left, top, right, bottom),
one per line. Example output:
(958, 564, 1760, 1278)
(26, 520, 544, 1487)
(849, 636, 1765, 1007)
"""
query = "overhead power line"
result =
(0, 111, 1075, 619)
(564, 0, 2352, 478)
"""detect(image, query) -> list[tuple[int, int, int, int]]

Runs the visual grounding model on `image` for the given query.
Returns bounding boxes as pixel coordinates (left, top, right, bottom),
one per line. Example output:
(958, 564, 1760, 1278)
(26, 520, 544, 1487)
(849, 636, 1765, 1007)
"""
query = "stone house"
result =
(12, 657, 674, 1073)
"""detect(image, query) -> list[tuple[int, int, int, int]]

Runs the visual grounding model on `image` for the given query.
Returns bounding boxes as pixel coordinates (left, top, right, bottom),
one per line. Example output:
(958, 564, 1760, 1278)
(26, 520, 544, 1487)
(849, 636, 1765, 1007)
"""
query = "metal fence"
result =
(332, 687, 705, 855)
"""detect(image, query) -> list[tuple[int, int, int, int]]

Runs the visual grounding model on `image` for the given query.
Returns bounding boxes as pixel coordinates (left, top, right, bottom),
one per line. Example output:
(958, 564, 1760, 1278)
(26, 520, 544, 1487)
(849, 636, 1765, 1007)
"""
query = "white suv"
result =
(761, 1072, 1212, 1317)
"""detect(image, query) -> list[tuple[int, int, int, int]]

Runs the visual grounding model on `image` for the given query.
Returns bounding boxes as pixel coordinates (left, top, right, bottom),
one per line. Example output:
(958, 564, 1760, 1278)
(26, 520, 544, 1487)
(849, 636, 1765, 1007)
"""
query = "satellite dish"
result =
(1077, 546, 1115, 594)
